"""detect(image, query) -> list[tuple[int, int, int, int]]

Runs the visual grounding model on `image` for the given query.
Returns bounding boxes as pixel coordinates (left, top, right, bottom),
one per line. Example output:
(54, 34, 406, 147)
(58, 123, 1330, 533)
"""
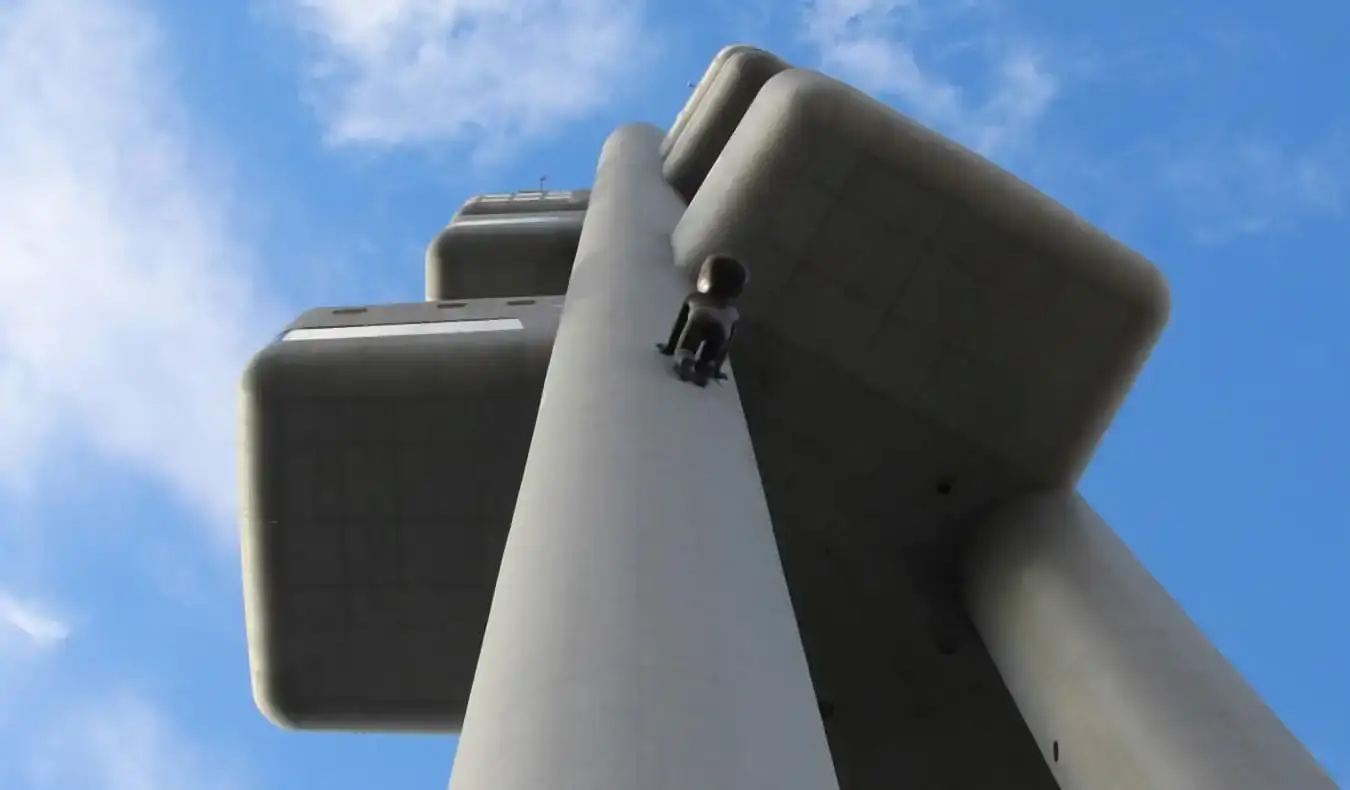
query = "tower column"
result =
(447, 124, 839, 790)
(962, 490, 1336, 790)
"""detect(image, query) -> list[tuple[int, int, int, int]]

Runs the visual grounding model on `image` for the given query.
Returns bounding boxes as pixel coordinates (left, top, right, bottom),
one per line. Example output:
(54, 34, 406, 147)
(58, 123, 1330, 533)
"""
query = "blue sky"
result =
(0, 0, 1345, 786)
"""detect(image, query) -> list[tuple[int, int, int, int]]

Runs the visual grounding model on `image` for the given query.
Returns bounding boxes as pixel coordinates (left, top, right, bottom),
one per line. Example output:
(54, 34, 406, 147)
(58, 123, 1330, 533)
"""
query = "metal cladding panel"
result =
(426, 210, 584, 300)
(239, 298, 561, 731)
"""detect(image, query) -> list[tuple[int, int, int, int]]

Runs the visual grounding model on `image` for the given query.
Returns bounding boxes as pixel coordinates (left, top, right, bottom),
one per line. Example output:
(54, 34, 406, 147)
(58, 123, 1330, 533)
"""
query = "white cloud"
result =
(800, 0, 1057, 156)
(0, 590, 69, 647)
(0, 0, 285, 538)
(280, 0, 655, 159)
(23, 693, 248, 790)
(1161, 137, 1347, 243)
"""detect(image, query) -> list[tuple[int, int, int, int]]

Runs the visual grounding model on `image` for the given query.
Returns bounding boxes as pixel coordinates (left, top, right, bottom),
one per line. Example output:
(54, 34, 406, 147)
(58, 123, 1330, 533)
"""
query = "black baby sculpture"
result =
(656, 254, 749, 387)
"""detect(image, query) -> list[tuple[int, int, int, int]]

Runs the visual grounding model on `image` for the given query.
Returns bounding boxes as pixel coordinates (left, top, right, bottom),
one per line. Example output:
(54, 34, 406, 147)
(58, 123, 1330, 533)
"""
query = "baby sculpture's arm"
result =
(657, 300, 691, 355)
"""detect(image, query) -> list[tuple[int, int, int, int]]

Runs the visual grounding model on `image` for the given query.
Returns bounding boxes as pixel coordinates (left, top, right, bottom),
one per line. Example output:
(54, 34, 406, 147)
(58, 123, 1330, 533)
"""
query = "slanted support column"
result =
(963, 490, 1336, 790)
(448, 124, 839, 790)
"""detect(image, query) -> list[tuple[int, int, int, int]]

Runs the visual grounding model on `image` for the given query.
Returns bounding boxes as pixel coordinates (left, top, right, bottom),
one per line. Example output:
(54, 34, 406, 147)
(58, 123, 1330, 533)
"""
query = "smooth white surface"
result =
(964, 491, 1338, 790)
(447, 124, 839, 790)
(282, 318, 522, 341)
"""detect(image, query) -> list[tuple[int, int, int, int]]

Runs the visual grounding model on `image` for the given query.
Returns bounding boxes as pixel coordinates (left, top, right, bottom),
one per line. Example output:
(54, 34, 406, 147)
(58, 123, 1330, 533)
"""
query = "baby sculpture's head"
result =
(695, 254, 749, 299)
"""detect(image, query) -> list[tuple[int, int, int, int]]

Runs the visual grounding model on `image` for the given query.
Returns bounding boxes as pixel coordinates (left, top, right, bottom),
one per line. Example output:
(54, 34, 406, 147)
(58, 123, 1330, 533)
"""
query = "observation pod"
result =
(239, 298, 561, 730)
(426, 204, 585, 300)
(662, 45, 790, 202)
(661, 44, 759, 160)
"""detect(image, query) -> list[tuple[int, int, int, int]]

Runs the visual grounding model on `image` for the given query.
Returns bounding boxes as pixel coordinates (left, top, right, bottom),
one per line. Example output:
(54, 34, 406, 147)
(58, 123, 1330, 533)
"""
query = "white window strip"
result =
(450, 214, 581, 228)
(283, 318, 524, 342)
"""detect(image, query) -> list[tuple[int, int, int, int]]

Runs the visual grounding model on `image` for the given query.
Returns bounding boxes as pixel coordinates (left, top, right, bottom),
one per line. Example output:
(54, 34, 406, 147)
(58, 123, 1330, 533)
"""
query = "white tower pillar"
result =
(963, 490, 1337, 789)
(447, 123, 839, 790)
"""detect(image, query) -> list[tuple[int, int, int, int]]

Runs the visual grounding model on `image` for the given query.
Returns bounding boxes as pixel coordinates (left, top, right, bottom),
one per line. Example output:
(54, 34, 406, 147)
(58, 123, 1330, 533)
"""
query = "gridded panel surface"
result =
(240, 299, 559, 730)
(675, 67, 1170, 485)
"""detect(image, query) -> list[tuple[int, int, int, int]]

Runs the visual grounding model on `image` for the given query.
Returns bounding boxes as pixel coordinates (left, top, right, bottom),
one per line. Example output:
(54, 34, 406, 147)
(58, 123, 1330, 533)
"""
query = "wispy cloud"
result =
(799, 0, 1057, 156)
(23, 693, 248, 790)
(0, 590, 69, 647)
(1161, 137, 1347, 244)
(792, 2, 1346, 242)
(0, 0, 285, 537)
(279, 0, 656, 160)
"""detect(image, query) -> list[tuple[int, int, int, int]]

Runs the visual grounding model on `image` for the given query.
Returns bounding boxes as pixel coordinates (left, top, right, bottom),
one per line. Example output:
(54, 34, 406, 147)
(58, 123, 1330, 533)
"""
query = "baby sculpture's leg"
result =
(690, 323, 727, 387)
(675, 317, 712, 385)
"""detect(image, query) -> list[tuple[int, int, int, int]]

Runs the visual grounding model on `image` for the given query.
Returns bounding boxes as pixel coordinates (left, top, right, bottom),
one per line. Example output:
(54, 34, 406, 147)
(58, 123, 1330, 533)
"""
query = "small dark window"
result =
(332, 307, 367, 315)
(1053, 740, 1059, 762)
(507, 299, 536, 306)
(437, 301, 467, 309)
